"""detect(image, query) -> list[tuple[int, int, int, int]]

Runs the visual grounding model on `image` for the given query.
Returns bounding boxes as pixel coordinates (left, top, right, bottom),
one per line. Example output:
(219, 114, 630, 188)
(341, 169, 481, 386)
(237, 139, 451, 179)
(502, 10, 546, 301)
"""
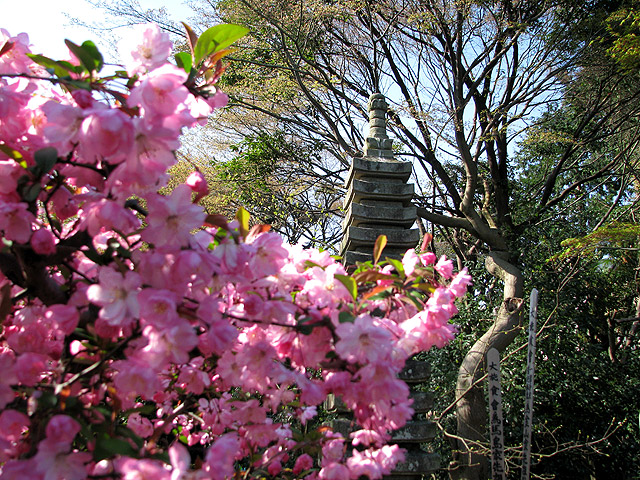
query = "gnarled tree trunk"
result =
(449, 251, 524, 480)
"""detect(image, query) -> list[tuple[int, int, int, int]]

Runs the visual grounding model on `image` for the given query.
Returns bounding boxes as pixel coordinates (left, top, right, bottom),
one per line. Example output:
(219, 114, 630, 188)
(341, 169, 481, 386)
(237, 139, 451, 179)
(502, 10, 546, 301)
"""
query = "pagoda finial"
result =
(363, 93, 394, 160)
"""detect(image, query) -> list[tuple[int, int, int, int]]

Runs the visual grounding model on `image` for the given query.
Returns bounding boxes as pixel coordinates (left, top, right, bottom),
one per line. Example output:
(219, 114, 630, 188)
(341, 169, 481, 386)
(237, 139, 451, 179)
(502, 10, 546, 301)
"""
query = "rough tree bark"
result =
(449, 252, 524, 480)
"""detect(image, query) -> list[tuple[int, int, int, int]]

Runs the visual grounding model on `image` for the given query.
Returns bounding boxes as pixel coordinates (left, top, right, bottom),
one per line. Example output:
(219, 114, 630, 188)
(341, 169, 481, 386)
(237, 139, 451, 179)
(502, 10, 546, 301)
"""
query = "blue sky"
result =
(2, 0, 192, 60)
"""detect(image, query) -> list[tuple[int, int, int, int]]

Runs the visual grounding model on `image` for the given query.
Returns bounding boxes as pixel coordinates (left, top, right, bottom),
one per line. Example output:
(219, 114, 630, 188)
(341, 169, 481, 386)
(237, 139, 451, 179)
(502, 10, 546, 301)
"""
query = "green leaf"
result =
(27, 54, 76, 77)
(80, 40, 104, 72)
(23, 183, 41, 203)
(36, 391, 58, 410)
(303, 260, 324, 270)
(334, 274, 357, 301)
(386, 258, 405, 276)
(235, 206, 250, 238)
(175, 51, 192, 73)
(298, 324, 314, 335)
(64, 39, 103, 73)
(338, 311, 354, 323)
(0, 144, 24, 162)
(373, 234, 387, 264)
(194, 24, 248, 65)
(33, 147, 58, 175)
(93, 434, 138, 461)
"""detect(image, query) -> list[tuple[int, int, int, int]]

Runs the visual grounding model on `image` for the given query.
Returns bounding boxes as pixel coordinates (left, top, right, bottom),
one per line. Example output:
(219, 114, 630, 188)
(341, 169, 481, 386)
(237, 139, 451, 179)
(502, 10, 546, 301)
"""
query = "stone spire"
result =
(340, 93, 419, 265)
(363, 93, 395, 160)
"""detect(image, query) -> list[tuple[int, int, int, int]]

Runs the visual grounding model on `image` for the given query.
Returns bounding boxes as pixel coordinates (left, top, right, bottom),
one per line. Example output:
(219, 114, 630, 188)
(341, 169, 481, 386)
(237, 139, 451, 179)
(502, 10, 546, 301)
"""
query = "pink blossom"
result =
(0, 159, 24, 201)
(0, 458, 42, 480)
(78, 197, 141, 237)
(168, 442, 190, 480)
(14, 353, 56, 386)
(135, 321, 199, 368)
(0, 202, 35, 243)
(117, 458, 170, 480)
(335, 314, 392, 364)
(128, 64, 190, 120)
(350, 429, 385, 447)
(86, 267, 141, 328)
(185, 171, 208, 195)
(0, 30, 33, 74)
(434, 255, 454, 279)
(41, 100, 85, 155)
(319, 462, 350, 480)
(45, 415, 81, 445)
(401, 249, 420, 276)
(0, 410, 30, 443)
(112, 360, 163, 407)
(138, 288, 179, 328)
(298, 405, 317, 425)
(142, 185, 206, 249)
(120, 23, 173, 75)
(419, 251, 436, 265)
(44, 304, 79, 335)
(30, 228, 57, 255)
(127, 413, 154, 439)
(293, 453, 314, 475)
(176, 358, 211, 395)
(33, 443, 91, 480)
(449, 267, 472, 297)
(301, 263, 351, 308)
(202, 433, 240, 480)
(78, 108, 135, 164)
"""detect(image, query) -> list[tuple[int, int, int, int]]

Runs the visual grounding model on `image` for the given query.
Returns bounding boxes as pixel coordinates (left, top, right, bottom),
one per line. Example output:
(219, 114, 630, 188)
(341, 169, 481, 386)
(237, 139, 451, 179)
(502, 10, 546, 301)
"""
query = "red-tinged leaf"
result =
(207, 48, 235, 66)
(421, 233, 433, 252)
(182, 22, 198, 59)
(0, 41, 14, 57)
(373, 234, 387, 264)
(246, 224, 271, 242)
(363, 284, 392, 301)
(334, 274, 357, 301)
(204, 214, 230, 231)
(353, 270, 394, 283)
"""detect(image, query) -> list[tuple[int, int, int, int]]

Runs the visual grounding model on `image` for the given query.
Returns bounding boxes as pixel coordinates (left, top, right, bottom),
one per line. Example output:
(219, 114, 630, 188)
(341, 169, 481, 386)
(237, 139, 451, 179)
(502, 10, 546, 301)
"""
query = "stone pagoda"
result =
(335, 94, 440, 478)
(340, 93, 419, 264)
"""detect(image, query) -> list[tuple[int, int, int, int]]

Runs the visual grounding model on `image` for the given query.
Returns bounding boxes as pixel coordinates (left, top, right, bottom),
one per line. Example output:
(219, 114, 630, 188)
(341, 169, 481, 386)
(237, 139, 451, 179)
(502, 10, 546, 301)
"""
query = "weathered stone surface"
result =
(389, 450, 441, 475)
(399, 360, 431, 383)
(391, 420, 437, 443)
(345, 179, 414, 206)
(344, 203, 416, 229)
(340, 227, 420, 257)
(346, 157, 412, 185)
(330, 418, 436, 443)
(343, 226, 419, 246)
(324, 391, 433, 415)
(410, 391, 434, 414)
(328, 418, 356, 438)
(343, 251, 375, 264)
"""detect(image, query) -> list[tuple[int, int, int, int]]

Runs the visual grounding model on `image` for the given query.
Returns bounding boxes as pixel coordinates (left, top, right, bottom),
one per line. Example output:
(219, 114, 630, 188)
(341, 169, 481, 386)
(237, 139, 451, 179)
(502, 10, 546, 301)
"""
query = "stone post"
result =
(340, 93, 419, 264)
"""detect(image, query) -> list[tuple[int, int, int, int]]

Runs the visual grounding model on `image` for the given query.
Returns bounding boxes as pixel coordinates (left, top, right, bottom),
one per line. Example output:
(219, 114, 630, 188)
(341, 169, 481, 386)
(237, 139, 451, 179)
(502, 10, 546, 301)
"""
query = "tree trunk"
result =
(449, 252, 524, 480)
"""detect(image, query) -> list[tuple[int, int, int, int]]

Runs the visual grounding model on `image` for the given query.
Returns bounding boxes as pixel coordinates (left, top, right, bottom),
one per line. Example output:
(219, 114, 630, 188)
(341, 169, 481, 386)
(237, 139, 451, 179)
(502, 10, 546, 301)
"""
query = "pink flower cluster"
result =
(0, 24, 470, 479)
